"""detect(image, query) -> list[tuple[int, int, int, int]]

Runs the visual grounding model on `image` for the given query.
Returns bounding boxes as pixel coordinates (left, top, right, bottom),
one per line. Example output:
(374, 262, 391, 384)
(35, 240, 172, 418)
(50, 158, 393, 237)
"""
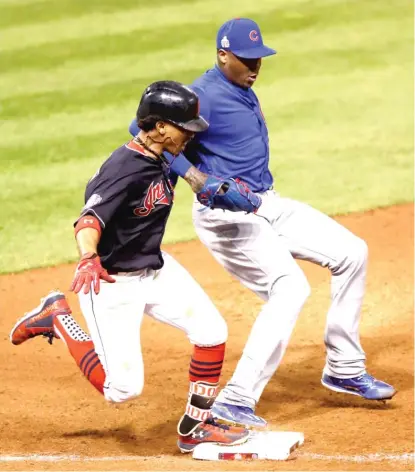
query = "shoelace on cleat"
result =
(43, 332, 55, 345)
(204, 416, 231, 431)
(356, 374, 375, 383)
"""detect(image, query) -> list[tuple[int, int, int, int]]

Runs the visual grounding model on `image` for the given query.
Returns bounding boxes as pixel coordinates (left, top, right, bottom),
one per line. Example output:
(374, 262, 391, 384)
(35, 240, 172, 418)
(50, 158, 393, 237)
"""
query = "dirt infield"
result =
(0, 204, 413, 471)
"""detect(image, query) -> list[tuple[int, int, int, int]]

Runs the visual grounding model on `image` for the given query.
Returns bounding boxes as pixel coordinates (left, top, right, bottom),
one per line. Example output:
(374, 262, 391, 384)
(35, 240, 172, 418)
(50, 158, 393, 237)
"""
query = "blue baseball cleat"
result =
(211, 402, 267, 429)
(321, 373, 396, 400)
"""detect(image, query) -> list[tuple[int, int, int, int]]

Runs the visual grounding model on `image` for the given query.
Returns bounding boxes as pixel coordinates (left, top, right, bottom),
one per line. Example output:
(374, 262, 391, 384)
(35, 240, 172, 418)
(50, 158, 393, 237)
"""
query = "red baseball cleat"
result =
(177, 417, 250, 453)
(10, 291, 71, 345)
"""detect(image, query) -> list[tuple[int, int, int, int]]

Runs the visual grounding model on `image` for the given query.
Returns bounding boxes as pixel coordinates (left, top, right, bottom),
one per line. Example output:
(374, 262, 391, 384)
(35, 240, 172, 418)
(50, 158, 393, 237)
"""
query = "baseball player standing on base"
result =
(10, 81, 260, 452)
(128, 18, 396, 429)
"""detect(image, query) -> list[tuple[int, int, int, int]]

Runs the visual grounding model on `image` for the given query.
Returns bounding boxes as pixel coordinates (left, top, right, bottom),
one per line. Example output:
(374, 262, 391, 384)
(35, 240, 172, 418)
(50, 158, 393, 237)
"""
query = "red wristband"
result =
(74, 215, 102, 237)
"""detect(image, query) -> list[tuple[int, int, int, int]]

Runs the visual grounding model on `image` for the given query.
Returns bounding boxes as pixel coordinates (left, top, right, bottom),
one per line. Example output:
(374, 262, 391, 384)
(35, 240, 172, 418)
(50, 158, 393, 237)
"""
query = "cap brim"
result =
(232, 45, 277, 59)
(177, 115, 209, 132)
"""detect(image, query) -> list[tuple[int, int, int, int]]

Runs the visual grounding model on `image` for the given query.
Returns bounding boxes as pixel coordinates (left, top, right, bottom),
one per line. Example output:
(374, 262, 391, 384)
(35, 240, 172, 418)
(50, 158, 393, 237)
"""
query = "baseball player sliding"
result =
(128, 18, 396, 429)
(10, 81, 262, 452)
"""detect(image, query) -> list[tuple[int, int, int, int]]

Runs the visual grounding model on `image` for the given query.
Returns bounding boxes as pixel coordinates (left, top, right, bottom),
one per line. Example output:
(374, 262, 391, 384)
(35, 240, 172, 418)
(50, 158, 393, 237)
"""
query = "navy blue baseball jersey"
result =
(77, 140, 174, 272)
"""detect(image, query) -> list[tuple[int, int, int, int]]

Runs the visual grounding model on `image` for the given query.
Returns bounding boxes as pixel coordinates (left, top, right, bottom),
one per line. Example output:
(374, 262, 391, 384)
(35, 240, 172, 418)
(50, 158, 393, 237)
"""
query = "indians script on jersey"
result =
(134, 181, 170, 217)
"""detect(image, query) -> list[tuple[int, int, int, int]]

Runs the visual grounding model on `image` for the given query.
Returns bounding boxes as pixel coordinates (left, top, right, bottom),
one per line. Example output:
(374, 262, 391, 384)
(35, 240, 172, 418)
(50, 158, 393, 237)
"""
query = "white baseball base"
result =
(192, 431, 304, 461)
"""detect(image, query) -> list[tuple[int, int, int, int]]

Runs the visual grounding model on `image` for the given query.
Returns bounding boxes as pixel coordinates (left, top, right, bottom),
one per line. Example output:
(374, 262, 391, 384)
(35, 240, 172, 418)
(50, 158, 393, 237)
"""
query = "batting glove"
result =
(70, 252, 115, 295)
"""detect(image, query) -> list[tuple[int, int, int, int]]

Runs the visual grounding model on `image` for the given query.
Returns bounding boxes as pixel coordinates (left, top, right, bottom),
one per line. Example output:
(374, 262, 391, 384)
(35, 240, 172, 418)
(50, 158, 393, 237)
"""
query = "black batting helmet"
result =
(137, 80, 208, 133)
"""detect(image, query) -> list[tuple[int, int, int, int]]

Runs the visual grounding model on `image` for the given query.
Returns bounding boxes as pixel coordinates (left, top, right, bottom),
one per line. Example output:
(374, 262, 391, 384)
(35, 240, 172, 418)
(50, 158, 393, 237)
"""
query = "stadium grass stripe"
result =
(0, 22, 214, 73)
(0, 43, 212, 100)
(1, 10, 411, 74)
(0, 0, 49, 6)
(0, 103, 136, 148)
(2, 0, 410, 69)
(3, 12, 412, 104)
(4, 33, 412, 121)
(0, 0, 194, 29)
(0, 129, 126, 171)
(0, 0, 298, 52)
(0, 67, 205, 120)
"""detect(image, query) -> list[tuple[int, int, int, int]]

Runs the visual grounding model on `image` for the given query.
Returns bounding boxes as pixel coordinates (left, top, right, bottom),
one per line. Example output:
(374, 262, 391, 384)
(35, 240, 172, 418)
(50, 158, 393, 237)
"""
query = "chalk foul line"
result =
(0, 452, 413, 463)
(301, 452, 414, 463)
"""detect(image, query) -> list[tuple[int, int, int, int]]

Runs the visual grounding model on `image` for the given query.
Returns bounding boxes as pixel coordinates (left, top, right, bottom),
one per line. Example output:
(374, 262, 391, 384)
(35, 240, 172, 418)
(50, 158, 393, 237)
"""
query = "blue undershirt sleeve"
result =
(129, 119, 139, 137)
(169, 155, 192, 177)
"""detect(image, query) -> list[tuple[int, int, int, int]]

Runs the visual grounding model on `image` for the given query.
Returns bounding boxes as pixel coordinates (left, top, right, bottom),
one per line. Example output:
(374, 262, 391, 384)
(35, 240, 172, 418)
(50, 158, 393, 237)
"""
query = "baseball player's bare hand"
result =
(70, 252, 115, 295)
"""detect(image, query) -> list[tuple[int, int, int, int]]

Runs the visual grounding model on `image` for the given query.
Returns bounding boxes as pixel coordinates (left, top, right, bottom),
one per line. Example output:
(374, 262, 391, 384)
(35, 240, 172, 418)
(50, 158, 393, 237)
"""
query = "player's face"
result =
(163, 123, 195, 156)
(219, 50, 262, 88)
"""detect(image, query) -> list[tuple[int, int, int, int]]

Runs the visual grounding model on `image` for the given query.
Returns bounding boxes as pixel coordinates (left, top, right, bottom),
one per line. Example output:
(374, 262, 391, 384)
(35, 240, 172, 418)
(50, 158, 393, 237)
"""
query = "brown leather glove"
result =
(70, 252, 115, 295)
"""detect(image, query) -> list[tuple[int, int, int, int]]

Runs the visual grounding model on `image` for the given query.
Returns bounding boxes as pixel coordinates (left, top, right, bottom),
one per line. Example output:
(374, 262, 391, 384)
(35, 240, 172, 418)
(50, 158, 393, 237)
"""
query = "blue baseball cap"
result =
(216, 18, 276, 59)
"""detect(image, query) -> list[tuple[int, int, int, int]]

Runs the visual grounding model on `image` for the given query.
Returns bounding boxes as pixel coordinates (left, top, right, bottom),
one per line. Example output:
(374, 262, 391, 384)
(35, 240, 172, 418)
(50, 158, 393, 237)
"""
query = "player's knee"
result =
(270, 271, 310, 307)
(190, 314, 228, 346)
(336, 236, 368, 274)
(351, 237, 368, 267)
(104, 380, 144, 403)
(212, 316, 228, 344)
(292, 272, 311, 305)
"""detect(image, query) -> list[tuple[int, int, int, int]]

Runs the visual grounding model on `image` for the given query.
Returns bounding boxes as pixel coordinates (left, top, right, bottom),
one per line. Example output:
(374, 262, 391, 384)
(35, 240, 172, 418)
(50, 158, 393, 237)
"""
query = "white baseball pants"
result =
(192, 190, 367, 408)
(78, 252, 227, 403)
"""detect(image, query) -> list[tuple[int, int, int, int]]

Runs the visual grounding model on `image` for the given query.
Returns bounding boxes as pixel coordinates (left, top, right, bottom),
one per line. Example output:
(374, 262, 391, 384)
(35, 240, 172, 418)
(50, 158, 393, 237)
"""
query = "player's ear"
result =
(217, 49, 227, 66)
(156, 121, 166, 135)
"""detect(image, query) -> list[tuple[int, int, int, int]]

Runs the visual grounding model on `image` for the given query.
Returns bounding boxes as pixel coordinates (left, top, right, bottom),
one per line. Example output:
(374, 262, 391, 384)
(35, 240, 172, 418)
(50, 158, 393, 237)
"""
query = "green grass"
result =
(0, 0, 413, 273)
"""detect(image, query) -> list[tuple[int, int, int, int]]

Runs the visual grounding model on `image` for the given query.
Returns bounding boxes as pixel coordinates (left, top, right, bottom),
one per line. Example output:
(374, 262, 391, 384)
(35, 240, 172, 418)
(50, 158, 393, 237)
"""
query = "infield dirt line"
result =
(0, 452, 414, 463)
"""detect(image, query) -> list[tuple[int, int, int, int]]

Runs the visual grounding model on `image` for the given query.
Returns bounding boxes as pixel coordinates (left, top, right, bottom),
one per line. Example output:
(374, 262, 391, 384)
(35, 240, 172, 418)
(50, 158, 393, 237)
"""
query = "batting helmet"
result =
(137, 81, 208, 132)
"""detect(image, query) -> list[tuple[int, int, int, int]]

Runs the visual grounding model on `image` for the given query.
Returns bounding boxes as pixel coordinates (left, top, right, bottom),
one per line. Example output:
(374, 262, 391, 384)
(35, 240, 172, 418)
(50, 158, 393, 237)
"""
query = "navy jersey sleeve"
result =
(79, 168, 137, 228)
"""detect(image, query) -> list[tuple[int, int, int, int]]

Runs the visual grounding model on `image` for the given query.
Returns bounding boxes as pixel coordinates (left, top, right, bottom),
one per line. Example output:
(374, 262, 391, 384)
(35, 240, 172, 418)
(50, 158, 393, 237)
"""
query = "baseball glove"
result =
(197, 176, 261, 213)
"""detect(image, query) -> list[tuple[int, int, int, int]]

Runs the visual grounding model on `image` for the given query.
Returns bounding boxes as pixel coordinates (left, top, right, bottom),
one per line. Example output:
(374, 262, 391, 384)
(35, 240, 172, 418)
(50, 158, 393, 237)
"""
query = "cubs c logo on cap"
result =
(249, 30, 259, 41)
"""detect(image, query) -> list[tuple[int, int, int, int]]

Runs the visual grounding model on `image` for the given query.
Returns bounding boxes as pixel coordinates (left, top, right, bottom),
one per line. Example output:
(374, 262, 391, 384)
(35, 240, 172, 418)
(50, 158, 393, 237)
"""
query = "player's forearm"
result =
(183, 166, 208, 193)
(75, 227, 101, 256)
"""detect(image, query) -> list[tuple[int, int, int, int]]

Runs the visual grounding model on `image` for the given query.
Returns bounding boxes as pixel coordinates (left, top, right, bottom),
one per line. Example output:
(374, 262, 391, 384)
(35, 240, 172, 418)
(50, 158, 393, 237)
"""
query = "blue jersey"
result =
(130, 65, 273, 192)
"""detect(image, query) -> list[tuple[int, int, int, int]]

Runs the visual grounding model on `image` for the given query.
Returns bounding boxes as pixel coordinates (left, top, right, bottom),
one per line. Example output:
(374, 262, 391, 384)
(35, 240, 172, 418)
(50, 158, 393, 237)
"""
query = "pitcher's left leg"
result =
(270, 196, 395, 400)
